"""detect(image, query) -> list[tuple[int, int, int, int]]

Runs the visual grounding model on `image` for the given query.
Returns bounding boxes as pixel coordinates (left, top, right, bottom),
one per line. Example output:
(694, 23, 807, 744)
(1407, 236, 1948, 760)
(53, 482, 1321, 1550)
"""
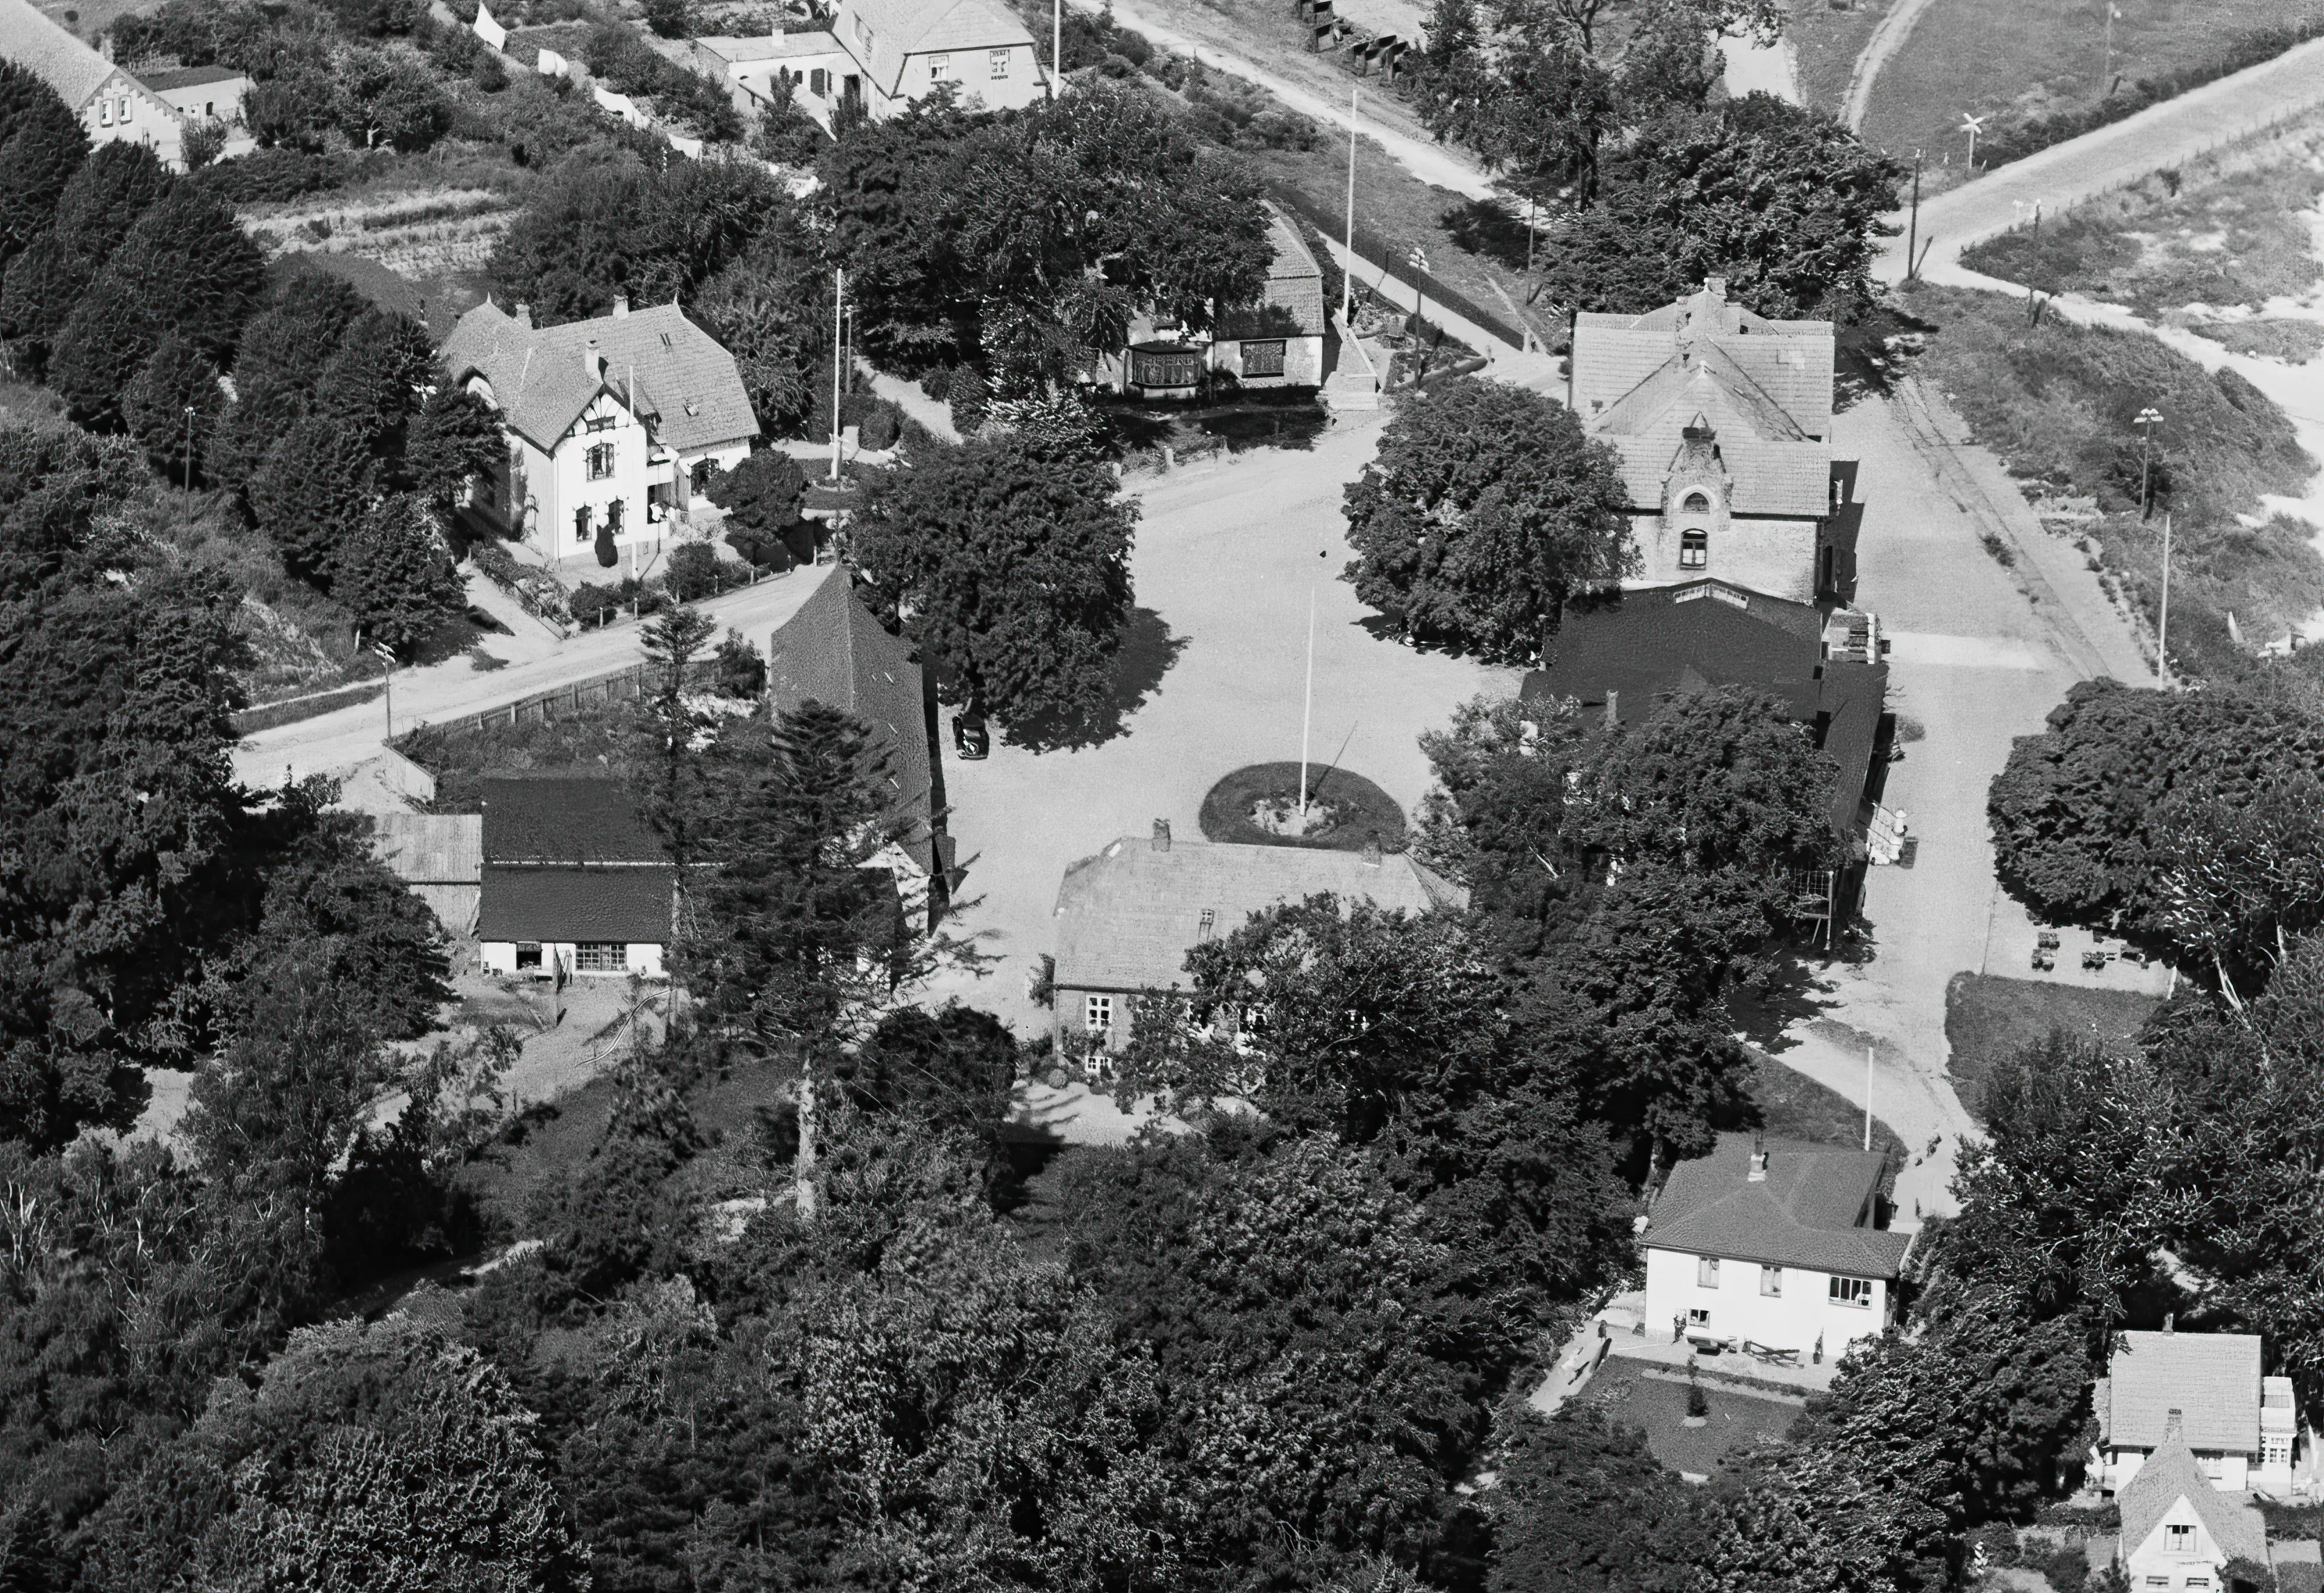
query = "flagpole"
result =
(1342, 88, 1357, 323)
(1299, 587, 1316, 817)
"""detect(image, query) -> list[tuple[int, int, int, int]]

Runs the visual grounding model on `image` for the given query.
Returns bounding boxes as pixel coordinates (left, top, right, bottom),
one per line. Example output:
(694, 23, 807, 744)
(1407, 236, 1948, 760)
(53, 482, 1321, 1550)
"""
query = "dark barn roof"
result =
(478, 865, 675, 942)
(479, 776, 664, 866)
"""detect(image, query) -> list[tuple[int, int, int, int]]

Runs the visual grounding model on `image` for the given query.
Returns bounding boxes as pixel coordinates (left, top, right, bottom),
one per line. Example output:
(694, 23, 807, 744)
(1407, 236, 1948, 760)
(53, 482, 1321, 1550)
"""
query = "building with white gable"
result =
(0, 0, 251, 171)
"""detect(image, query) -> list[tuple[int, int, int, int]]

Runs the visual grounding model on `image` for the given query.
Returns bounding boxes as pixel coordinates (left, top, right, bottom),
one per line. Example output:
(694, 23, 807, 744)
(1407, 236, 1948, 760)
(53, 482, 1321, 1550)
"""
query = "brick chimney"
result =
(1151, 818, 1170, 852)
(1705, 276, 1728, 303)
(584, 337, 602, 380)
(512, 303, 531, 328)
(2166, 1408, 2184, 1441)
(612, 293, 629, 318)
(1748, 1131, 1768, 1181)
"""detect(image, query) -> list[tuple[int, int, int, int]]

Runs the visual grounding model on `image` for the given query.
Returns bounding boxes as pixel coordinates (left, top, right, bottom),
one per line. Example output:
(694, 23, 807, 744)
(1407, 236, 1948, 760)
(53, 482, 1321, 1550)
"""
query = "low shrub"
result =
(192, 146, 351, 203)
(859, 401, 901, 450)
(665, 542, 724, 601)
(1197, 763, 1407, 852)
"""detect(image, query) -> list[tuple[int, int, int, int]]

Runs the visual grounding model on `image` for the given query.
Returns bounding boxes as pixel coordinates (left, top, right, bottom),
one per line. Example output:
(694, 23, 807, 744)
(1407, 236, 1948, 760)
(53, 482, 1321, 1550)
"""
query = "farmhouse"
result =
(0, 0, 251, 170)
(1049, 825, 1462, 1056)
(441, 297, 759, 575)
(1569, 278, 1859, 605)
(1639, 1133, 1910, 1364)
(2093, 1330, 2303, 1498)
(475, 776, 674, 981)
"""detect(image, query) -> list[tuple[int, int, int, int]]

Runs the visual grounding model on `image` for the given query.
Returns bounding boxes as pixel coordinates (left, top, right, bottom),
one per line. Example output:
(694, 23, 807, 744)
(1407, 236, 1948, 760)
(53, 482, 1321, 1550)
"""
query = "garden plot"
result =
(241, 187, 517, 281)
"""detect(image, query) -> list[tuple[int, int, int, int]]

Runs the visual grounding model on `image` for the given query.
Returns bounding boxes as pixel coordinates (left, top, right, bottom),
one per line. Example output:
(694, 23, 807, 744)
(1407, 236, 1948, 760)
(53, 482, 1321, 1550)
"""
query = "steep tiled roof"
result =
(478, 865, 675, 942)
(479, 775, 664, 865)
(1, 0, 122, 108)
(2120, 1437, 2268, 1565)
(442, 301, 759, 455)
(837, 0, 1034, 95)
(1573, 281, 1834, 519)
(1644, 1133, 1912, 1278)
(371, 813, 482, 884)
(2103, 1333, 2264, 1454)
(1219, 206, 1328, 341)
(765, 572, 934, 844)
(1519, 582, 1884, 833)
(1053, 837, 1464, 992)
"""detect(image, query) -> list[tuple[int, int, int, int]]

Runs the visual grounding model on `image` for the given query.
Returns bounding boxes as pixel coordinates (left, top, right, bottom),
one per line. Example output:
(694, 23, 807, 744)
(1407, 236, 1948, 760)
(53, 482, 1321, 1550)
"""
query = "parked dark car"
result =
(952, 712, 989, 760)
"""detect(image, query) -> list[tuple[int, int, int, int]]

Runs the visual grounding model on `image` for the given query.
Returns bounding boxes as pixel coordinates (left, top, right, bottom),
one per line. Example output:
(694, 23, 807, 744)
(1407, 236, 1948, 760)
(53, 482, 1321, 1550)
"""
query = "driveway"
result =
(233, 561, 839, 789)
(921, 414, 1521, 1036)
(1757, 385, 2150, 1226)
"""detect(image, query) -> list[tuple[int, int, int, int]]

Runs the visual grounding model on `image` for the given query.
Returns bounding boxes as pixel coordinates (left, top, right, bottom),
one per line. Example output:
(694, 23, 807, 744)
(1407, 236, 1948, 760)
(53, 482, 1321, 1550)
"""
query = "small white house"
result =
(474, 777, 672, 981)
(1639, 1133, 1912, 1364)
(830, 0, 1045, 119)
(1096, 206, 1330, 401)
(440, 297, 759, 575)
(2094, 1330, 2303, 1497)
(2118, 1424, 2270, 1593)
(691, 32, 856, 133)
(0, 0, 245, 170)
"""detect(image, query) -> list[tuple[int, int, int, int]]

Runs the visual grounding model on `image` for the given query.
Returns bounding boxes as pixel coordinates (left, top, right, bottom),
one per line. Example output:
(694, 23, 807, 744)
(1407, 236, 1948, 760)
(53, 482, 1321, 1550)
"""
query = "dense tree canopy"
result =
(0, 62, 87, 273)
(1343, 378, 1633, 662)
(851, 433, 1137, 740)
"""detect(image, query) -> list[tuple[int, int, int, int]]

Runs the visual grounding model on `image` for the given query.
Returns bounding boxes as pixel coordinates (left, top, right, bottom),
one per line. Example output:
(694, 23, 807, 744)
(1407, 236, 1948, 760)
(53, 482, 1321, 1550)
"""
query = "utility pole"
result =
(1864, 1044, 1874, 1153)
(830, 267, 844, 482)
(1905, 153, 1922, 280)
(2135, 405, 2163, 519)
(2157, 511, 2174, 685)
(1298, 586, 1316, 817)
(183, 404, 197, 512)
(1343, 87, 1358, 323)
(374, 642, 397, 740)
(1960, 112, 1984, 169)
(1051, 0, 1062, 98)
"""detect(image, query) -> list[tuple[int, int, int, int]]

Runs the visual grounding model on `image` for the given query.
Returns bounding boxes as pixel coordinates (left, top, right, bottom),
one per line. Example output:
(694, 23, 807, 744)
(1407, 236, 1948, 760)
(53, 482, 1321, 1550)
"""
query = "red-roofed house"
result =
(1641, 1133, 1910, 1362)
(441, 297, 758, 574)
(2094, 1331, 2302, 1497)
(1569, 278, 1857, 605)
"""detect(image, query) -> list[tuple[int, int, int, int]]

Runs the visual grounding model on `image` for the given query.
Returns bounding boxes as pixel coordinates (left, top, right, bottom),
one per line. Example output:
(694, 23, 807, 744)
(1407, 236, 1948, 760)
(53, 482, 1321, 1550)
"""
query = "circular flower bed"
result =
(1198, 763, 1407, 853)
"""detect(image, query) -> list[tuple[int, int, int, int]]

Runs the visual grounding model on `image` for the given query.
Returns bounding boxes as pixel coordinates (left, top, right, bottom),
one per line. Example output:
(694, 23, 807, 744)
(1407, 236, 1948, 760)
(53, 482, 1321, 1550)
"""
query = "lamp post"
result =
(1052, 0, 1062, 97)
(1407, 244, 1430, 381)
(374, 642, 398, 740)
(830, 266, 845, 483)
(183, 403, 197, 513)
(1342, 87, 1358, 324)
(1959, 112, 1985, 169)
(2134, 406, 2163, 519)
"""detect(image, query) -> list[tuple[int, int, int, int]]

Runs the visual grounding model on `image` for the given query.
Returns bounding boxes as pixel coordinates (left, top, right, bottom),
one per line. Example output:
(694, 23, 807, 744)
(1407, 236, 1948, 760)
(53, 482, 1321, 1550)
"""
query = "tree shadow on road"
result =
(1003, 607, 1188, 753)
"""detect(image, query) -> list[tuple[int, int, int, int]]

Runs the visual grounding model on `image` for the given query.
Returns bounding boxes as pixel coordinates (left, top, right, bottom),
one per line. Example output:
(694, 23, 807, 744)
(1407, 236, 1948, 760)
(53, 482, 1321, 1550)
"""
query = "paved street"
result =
(232, 560, 839, 790)
(1878, 35, 2324, 281)
(1757, 383, 2150, 1226)
(921, 415, 1521, 1035)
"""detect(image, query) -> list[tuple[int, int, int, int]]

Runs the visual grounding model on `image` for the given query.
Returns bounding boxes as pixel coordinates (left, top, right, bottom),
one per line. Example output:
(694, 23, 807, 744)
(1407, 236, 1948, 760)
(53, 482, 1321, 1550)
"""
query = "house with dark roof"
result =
(1641, 1133, 1911, 1362)
(762, 571, 944, 883)
(1569, 278, 1859, 605)
(2117, 1424, 2270, 1593)
(474, 776, 675, 980)
(2094, 1331, 2303, 1498)
(0, 0, 247, 169)
(440, 297, 759, 573)
(1098, 205, 1330, 399)
(1049, 824, 1464, 1058)
(1519, 578, 1892, 841)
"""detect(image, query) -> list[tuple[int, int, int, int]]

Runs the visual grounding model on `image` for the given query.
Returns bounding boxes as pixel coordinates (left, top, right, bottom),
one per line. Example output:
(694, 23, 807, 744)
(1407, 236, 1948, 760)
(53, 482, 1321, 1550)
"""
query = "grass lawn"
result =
(1943, 971, 2157, 1119)
(1578, 1356, 1802, 1478)
(1960, 128, 2324, 319)
(1859, 0, 2316, 174)
(1789, 0, 1896, 117)
(1747, 1051, 1907, 1169)
(1891, 279, 2323, 669)
(1198, 762, 1408, 850)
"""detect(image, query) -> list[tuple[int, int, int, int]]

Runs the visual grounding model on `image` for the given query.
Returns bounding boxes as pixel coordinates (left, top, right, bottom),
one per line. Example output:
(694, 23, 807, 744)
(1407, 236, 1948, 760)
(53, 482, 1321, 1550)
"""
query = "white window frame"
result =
(1680, 528, 1709, 569)
(97, 97, 112, 125)
(574, 506, 592, 544)
(574, 942, 628, 973)
(989, 48, 1010, 78)
(928, 52, 951, 80)
(119, 96, 132, 122)
(1829, 1275, 1873, 1308)
(1696, 1255, 1719, 1289)
(1759, 1265, 1782, 1297)
(1085, 994, 1112, 1033)
(2164, 1526, 2196, 1555)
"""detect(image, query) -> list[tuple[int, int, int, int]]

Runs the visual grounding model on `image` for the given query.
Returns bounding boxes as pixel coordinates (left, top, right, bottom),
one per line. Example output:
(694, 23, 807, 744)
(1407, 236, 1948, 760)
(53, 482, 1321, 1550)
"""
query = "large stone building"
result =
(1569, 279, 1859, 606)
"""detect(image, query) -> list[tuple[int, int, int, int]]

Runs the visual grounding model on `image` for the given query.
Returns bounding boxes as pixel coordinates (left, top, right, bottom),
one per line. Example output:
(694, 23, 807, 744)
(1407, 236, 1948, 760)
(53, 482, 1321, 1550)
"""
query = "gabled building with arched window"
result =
(1569, 279, 1860, 606)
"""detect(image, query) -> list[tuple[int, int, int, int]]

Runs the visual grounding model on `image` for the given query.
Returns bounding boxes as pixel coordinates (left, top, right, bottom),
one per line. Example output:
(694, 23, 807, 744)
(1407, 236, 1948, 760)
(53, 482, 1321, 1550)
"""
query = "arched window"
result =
(1680, 528, 1708, 569)
(1682, 490, 1712, 513)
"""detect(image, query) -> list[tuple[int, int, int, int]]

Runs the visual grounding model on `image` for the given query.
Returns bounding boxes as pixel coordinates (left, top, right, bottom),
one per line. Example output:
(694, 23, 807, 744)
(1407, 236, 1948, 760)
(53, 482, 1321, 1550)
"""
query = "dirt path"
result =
(1841, 0, 1938, 132)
